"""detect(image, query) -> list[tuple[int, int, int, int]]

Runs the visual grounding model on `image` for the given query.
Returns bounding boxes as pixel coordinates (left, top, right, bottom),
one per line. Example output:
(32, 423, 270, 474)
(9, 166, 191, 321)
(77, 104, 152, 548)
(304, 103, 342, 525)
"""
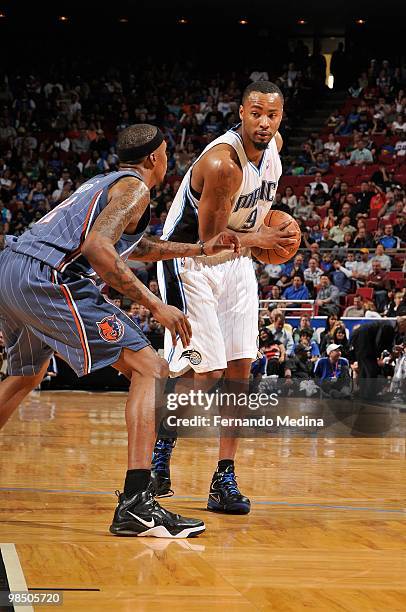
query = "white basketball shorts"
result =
(157, 253, 258, 376)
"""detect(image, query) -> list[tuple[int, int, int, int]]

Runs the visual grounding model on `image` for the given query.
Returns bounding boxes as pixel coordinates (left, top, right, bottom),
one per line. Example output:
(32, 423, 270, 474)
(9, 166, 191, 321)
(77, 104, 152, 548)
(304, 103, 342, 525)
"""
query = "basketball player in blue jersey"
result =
(0, 123, 241, 538)
(154, 81, 297, 514)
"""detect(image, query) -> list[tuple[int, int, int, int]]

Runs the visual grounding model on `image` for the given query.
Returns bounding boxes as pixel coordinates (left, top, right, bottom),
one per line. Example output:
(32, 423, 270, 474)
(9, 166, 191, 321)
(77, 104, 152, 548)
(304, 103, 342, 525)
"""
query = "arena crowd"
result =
(0, 52, 405, 395)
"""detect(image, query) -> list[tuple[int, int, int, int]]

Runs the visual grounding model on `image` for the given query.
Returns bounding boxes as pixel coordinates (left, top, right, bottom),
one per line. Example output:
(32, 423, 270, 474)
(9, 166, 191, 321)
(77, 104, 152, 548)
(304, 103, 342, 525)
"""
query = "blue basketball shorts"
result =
(0, 248, 150, 377)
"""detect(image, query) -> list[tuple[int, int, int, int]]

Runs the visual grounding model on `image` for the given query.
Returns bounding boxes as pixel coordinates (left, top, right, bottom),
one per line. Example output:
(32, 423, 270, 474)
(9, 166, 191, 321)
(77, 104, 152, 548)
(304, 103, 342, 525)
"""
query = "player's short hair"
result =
(242, 81, 284, 103)
(117, 124, 163, 164)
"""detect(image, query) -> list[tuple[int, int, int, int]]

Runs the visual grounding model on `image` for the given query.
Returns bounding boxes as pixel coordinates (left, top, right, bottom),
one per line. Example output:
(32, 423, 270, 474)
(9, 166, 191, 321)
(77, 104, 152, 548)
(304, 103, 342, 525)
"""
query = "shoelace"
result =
(152, 439, 175, 472)
(219, 471, 240, 496)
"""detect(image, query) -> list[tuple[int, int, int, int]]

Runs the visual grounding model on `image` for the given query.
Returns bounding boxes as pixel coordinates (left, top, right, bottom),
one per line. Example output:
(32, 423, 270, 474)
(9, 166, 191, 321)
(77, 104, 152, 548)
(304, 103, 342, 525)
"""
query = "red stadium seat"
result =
(387, 272, 405, 289)
(356, 287, 374, 300)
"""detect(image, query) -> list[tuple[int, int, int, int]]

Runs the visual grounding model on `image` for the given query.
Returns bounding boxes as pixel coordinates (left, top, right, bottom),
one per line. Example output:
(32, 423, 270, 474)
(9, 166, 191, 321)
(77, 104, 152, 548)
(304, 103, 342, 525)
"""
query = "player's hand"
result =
(202, 231, 241, 256)
(254, 221, 299, 255)
(153, 304, 192, 348)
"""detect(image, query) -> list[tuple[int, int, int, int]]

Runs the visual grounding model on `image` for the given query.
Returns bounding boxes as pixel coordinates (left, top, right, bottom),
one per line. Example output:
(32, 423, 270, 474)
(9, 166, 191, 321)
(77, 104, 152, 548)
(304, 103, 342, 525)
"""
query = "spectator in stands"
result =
(287, 344, 315, 389)
(150, 210, 168, 237)
(281, 253, 305, 278)
(320, 252, 333, 273)
(331, 258, 353, 295)
(363, 300, 381, 318)
(304, 257, 323, 287)
(394, 138, 406, 157)
(366, 260, 391, 312)
(276, 273, 292, 292)
(292, 314, 315, 343)
(148, 279, 160, 298)
(27, 181, 49, 210)
(385, 291, 406, 317)
(268, 312, 295, 356)
(332, 324, 351, 360)
(311, 185, 330, 211)
(267, 284, 283, 311)
(281, 186, 297, 211)
(353, 227, 375, 249)
(322, 208, 337, 235)
(333, 231, 355, 260)
(319, 227, 337, 249)
(329, 216, 356, 243)
(355, 181, 374, 213)
(264, 262, 283, 281)
(314, 344, 351, 398)
(132, 304, 150, 333)
(373, 244, 392, 271)
(391, 114, 406, 134)
(349, 139, 374, 165)
(259, 329, 286, 377)
(379, 224, 400, 249)
(295, 195, 314, 219)
(307, 242, 321, 260)
(323, 133, 340, 158)
(315, 274, 340, 315)
(282, 273, 310, 306)
(146, 317, 164, 351)
(343, 294, 365, 317)
(344, 252, 357, 273)
(309, 172, 328, 194)
(319, 314, 339, 353)
(393, 214, 406, 242)
(258, 272, 271, 299)
(295, 329, 320, 361)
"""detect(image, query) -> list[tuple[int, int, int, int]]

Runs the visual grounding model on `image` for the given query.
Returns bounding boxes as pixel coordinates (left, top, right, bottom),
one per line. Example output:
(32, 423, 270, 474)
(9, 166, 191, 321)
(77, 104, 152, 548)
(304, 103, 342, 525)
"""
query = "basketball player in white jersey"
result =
(154, 81, 296, 513)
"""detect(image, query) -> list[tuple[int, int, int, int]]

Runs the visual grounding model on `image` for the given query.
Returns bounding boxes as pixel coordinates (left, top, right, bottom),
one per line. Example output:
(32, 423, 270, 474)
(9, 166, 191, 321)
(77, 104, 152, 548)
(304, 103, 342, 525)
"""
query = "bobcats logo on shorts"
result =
(97, 314, 125, 343)
(181, 349, 202, 365)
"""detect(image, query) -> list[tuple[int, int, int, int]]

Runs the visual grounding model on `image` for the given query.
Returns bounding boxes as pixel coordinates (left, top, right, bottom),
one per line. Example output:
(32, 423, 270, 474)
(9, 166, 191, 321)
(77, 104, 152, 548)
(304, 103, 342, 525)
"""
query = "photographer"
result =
(351, 316, 406, 399)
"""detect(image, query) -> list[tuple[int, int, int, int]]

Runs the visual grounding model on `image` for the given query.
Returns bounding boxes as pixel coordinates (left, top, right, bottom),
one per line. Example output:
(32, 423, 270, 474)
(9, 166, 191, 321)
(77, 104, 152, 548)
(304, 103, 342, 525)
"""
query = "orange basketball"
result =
(251, 210, 301, 265)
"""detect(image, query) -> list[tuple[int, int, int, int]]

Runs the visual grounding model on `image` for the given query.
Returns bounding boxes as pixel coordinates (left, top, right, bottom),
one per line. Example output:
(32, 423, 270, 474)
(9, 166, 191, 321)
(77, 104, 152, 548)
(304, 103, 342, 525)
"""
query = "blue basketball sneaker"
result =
(150, 438, 176, 498)
(207, 465, 250, 514)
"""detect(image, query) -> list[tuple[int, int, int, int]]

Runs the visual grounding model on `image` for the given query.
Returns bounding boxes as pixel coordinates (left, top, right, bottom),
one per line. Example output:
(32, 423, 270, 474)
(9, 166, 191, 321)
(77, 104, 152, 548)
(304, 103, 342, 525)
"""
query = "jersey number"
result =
(242, 209, 257, 230)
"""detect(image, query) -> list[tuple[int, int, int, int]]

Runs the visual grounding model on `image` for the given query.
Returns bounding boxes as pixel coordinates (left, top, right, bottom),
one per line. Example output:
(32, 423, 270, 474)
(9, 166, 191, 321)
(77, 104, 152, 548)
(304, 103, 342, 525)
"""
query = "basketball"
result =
(251, 209, 301, 265)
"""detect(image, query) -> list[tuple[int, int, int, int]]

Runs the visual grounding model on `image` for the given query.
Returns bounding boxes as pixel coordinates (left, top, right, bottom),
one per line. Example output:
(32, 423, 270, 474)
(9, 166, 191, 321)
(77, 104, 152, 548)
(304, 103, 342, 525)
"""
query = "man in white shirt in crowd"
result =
(329, 216, 357, 243)
(304, 257, 323, 286)
(343, 295, 365, 317)
(351, 248, 373, 285)
(373, 244, 392, 271)
(350, 140, 373, 165)
(309, 171, 328, 195)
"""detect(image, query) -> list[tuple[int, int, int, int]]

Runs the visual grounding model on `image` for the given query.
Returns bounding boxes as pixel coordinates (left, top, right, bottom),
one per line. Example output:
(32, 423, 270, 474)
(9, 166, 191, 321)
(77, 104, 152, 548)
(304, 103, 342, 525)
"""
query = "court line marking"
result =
(0, 487, 405, 515)
(0, 543, 34, 612)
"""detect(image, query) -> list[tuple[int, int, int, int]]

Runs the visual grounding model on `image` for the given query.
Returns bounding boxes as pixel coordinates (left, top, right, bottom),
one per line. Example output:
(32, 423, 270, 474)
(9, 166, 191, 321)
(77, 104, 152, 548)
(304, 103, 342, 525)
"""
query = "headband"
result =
(118, 128, 164, 162)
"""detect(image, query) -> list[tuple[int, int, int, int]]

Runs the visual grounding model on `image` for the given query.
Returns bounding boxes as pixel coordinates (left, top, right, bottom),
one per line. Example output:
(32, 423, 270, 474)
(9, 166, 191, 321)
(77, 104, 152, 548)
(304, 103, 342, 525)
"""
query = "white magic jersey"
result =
(161, 124, 282, 246)
(157, 126, 283, 376)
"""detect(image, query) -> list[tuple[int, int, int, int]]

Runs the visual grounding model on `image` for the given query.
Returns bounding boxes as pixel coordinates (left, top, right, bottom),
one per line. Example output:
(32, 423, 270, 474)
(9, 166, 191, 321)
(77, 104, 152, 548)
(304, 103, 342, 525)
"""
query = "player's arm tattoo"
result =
(198, 160, 237, 240)
(129, 236, 200, 261)
(90, 179, 150, 244)
(82, 179, 161, 311)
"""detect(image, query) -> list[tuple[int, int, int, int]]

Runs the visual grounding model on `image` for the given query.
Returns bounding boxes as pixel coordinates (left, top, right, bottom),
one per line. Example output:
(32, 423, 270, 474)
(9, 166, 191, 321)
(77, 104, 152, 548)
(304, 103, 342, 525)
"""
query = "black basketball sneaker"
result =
(110, 487, 205, 538)
(150, 438, 176, 498)
(207, 465, 251, 514)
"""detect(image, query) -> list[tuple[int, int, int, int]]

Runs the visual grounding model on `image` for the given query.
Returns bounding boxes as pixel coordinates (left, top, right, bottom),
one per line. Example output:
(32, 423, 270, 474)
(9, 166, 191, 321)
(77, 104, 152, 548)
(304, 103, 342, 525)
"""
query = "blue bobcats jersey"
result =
(6, 170, 149, 283)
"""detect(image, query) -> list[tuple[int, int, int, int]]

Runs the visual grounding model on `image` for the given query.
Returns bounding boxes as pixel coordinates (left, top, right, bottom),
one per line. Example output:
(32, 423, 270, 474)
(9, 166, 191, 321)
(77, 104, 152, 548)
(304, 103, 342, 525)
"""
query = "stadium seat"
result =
(387, 272, 405, 289)
(356, 287, 374, 300)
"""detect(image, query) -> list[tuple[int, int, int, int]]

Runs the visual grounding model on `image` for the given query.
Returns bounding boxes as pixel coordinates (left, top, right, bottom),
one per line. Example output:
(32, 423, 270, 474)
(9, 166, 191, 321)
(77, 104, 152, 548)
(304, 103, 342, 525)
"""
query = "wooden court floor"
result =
(0, 391, 405, 611)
